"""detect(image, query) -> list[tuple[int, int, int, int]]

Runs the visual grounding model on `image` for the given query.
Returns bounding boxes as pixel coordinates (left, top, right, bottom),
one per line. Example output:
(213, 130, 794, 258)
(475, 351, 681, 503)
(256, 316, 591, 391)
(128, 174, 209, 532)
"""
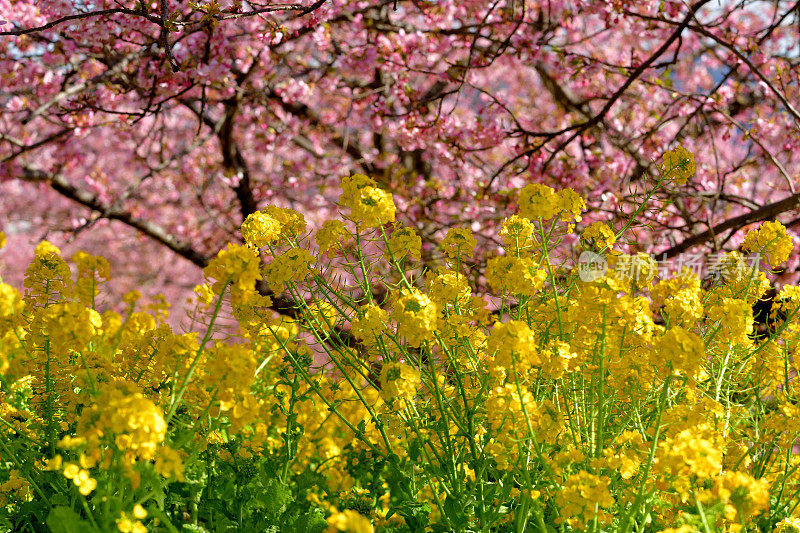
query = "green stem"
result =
(166, 280, 229, 423)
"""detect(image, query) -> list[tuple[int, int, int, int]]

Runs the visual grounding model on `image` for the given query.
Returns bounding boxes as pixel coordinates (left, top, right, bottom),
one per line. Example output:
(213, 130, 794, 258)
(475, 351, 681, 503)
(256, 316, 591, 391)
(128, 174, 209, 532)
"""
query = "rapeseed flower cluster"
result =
(661, 144, 696, 184)
(339, 173, 396, 227)
(2, 156, 800, 532)
(742, 220, 794, 268)
(392, 288, 439, 347)
(440, 227, 477, 260)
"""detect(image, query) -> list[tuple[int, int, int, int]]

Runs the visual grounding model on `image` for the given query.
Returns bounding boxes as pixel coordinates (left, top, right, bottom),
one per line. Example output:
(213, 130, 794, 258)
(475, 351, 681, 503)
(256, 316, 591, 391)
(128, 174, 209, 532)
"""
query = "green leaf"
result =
(408, 438, 422, 461)
(181, 525, 210, 533)
(290, 509, 327, 533)
(46, 507, 89, 533)
(442, 495, 469, 529)
(261, 479, 290, 517)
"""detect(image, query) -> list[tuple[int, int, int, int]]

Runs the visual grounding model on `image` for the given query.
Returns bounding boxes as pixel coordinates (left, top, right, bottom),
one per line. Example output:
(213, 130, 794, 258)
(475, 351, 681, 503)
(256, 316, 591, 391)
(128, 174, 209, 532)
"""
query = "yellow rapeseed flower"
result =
(392, 289, 438, 347)
(774, 517, 800, 533)
(742, 220, 794, 268)
(379, 362, 420, 402)
(440, 227, 477, 260)
(486, 320, 540, 371)
(499, 215, 539, 255)
(485, 255, 546, 296)
(384, 225, 421, 263)
(316, 220, 350, 254)
(582, 222, 616, 250)
(326, 508, 374, 533)
(661, 145, 696, 184)
(241, 209, 283, 247)
(555, 470, 615, 530)
(339, 174, 395, 228)
(262, 248, 314, 293)
(518, 183, 559, 220)
(557, 188, 586, 223)
(350, 304, 389, 345)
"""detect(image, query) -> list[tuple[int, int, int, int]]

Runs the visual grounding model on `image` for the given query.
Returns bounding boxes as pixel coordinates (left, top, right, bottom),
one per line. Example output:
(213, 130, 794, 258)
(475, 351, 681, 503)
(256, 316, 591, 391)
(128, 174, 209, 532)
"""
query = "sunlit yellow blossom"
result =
(117, 511, 148, 533)
(557, 188, 586, 223)
(384, 225, 421, 263)
(440, 227, 477, 260)
(555, 471, 614, 530)
(77, 475, 97, 495)
(264, 205, 307, 238)
(339, 174, 395, 227)
(0, 282, 23, 336)
(662, 145, 695, 184)
(499, 215, 539, 255)
(657, 526, 697, 533)
(656, 327, 705, 378)
(193, 283, 214, 307)
(771, 285, 800, 335)
(654, 428, 723, 482)
(487, 320, 540, 371)
(393, 289, 439, 347)
(379, 362, 420, 402)
(437, 314, 488, 362)
(63, 463, 96, 495)
(45, 455, 63, 471)
(550, 448, 586, 477)
(326, 508, 374, 533)
(485, 255, 546, 296)
(23, 240, 71, 305)
(539, 340, 577, 379)
(425, 268, 471, 306)
(202, 342, 257, 418)
(608, 252, 656, 288)
(599, 431, 648, 480)
(350, 304, 389, 345)
(63, 463, 80, 480)
(262, 248, 314, 293)
(203, 242, 262, 296)
(704, 471, 769, 523)
(518, 183, 559, 220)
(316, 220, 350, 254)
(582, 222, 616, 250)
(706, 250, 769, 306)
(774, 517, 800, 533)
(6, 167, 800, 533)
(486, 386, 561, 457)
(706, 297, 753, 346)
(742, 220, 794, 268)
(651, 268, 703, 327)
(241, 209, 283, 247)
(35, 240, 61, 257)
(77, 382, 167, 463)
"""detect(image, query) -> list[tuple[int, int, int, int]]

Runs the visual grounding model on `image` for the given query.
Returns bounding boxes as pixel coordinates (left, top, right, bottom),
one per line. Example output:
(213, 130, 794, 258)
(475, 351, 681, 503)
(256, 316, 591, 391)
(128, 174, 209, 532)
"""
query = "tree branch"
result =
(0, 8, 161, 36)
(18, 166, 210, 267)
(658, 193, 800, 258)
(16, 165, 362, 349)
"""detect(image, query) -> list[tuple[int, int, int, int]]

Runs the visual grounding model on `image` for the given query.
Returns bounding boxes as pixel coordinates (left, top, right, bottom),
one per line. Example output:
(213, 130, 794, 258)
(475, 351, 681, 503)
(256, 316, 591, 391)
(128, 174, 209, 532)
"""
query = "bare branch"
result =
(18, 166, 210, 267)
(659, 193, 800, 258)
(0, 8, 161, 36)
